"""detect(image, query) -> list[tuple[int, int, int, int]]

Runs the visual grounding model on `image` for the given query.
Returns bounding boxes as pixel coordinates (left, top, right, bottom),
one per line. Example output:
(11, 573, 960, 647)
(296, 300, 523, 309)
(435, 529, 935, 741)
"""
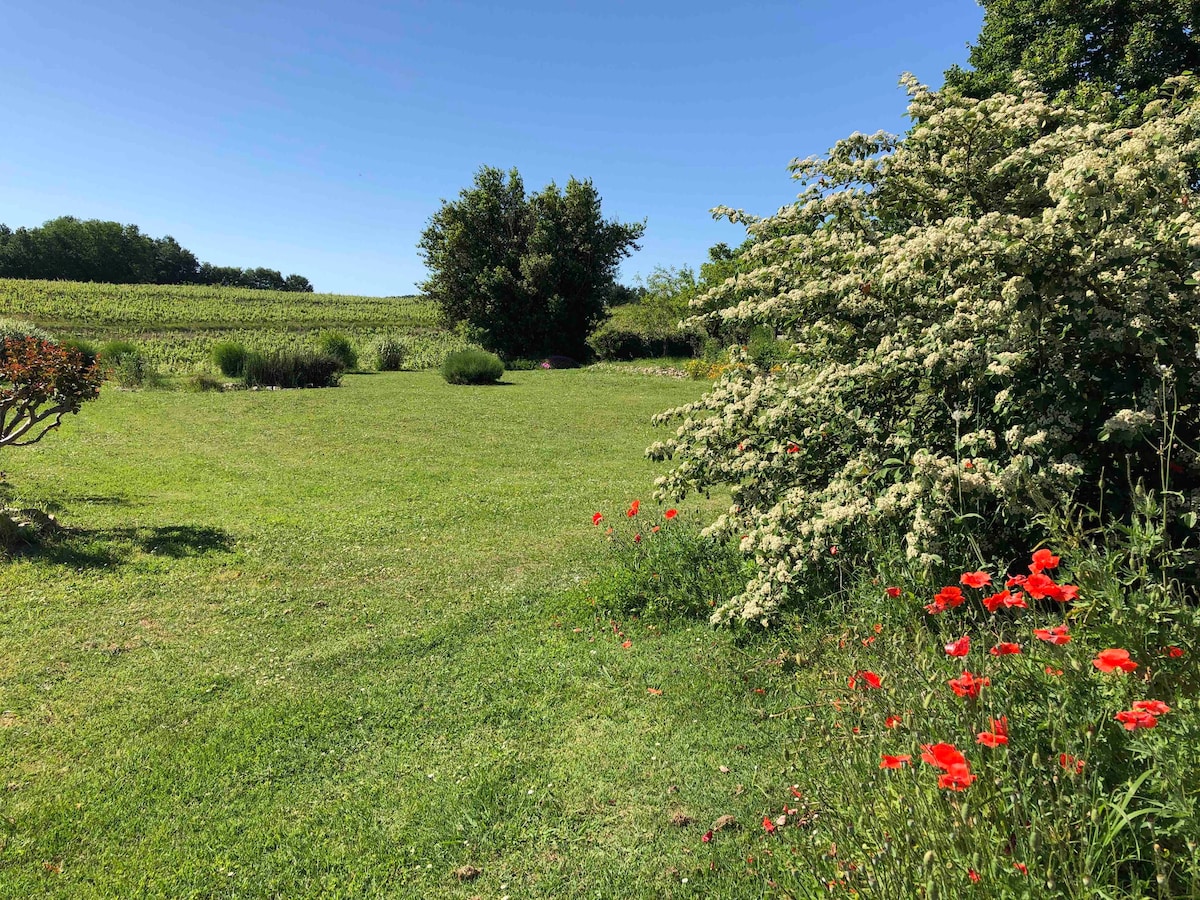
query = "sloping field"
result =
(0, 279, 453, 372)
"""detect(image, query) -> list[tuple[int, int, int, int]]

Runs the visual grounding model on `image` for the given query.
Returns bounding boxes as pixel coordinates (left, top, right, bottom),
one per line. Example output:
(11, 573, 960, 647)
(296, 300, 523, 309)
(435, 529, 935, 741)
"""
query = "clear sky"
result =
(2, 1, 984, 296)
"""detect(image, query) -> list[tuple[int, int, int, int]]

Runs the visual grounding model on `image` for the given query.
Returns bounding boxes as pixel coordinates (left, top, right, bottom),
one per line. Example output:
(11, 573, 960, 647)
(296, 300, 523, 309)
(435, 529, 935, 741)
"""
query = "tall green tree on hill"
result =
(945, 0, 1200, 119)
(0, 216, 314, 291)
(418, 166, 644, 360)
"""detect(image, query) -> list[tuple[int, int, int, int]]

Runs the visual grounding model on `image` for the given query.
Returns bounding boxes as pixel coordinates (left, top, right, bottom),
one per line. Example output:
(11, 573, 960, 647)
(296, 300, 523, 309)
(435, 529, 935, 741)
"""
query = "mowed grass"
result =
(0, 371, 796, 899)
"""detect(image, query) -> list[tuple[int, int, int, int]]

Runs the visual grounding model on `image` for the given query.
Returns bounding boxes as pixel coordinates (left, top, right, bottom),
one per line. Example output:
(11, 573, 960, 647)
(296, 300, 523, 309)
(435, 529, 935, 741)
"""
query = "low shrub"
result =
(0, 318, 54, 345)
(317, 331, 357, 370)
(242, 350, 342, 388)
(211, 340, 247, 377)
(372, 336, 406, 371)
(505, 358, 540, 371)
(442, 349, 504, 385)
(588, 312, 701, 361)
(58, 338, 99, 366)
(111, 352, 161, 389)
(185, 372, 224, 392)
(98, 339, 138, 362)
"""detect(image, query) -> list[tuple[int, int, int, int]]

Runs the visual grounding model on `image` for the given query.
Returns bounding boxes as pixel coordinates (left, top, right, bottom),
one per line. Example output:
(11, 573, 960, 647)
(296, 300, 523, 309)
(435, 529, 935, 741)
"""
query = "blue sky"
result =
(2, 1, 984, 296)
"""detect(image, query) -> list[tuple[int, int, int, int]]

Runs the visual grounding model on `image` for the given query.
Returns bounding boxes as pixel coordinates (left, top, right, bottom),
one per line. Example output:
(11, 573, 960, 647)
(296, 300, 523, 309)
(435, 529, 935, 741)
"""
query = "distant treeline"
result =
(0, 216, 314, 292)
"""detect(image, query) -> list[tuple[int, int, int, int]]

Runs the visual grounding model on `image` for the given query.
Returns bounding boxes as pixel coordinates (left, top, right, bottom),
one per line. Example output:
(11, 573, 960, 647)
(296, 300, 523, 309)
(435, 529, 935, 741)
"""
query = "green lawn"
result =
(0, 371, 796, 899)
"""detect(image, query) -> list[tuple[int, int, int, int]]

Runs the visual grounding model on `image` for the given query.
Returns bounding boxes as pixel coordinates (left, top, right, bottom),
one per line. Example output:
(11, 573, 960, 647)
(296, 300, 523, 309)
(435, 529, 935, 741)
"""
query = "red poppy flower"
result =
(1006, 574, 1028, 588)
(981, 589, 1028, 613)
(968, 869, 980, 883)
(1166, 646, 1185, 658)
(963, 460, 974, 469)
(1059, 753, 1085, 774)
(852, 670, 882, 689)
(651, 525, 660, 533)
(829, 545, 838, 555)
(861, 636, 876, 646)
(944, 635, 970, 657)
(1132, 699, 1171, 715)
(1093, 648, 1137, 673)
(1023, 572, 1060, 599)
(762, 815, 777, 833)
(1014, 862, 1028, 876)
(879, 754, 912, 769)
(786, 443, 799, 453)
(620, 640, 632, 649)
(885, 586, 902, 598)
(938, 763, 977, 791)
(976, 730, 1008, 747)
(990, 643, 1021, 656)
(702, 830, 713, 843)
(925, 586, 965, 614)
(626, 499, 640, 517)
(885, 715, 902, 729)
(1030, 549, 1060, 574)
(1115, 709, 1157, 730)
(1044, 666, 1064, 676)
(633, 533, 642, 543)
(1033, 624, 1070, 645)
(948, 671, 990, 698)
(664, 508, 678, 520)
(920, 742, 966, 770)
(592, 512, 603, 526)
(873, 623, 882, 633)
(960, 571, 991, 589)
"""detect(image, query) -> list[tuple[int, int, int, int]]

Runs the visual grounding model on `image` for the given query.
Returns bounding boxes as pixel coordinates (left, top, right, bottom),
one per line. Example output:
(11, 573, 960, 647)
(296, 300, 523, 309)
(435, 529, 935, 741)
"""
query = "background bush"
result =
(211, 340, 247, 377)
(0, 318, 54, 345)
(441, 348, 504, 385)
(58, 337, 98, 366)
(371, 336, 406, 371)
(242, 350, 342, 388)
(316, 331, 357, 370)
(588, 266, 704, 361)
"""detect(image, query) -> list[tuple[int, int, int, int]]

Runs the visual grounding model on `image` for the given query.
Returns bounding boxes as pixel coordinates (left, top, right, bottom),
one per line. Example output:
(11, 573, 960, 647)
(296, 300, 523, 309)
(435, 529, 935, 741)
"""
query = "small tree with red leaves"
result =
(0, 337, 102, 449)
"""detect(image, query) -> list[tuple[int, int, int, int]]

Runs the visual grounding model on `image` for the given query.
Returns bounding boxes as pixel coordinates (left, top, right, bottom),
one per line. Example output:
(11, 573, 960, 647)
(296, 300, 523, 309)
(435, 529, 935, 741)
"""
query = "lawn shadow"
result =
(15, 523, 234, 570)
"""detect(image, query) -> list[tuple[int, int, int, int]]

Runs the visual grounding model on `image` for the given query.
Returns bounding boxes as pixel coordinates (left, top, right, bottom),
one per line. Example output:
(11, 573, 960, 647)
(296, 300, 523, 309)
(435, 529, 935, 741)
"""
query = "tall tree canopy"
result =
(418, 167, 644, 360)
(945, 0, 1200, 117)
(0, 216, 314, 291)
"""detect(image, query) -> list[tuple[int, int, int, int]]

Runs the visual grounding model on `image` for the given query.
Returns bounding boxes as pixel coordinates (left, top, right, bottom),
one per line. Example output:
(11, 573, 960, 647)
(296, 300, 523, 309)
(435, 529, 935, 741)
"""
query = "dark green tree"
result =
(0, 217, 314, 290)
(945, 0, 1200, 118)
(418, 166, 644, 360)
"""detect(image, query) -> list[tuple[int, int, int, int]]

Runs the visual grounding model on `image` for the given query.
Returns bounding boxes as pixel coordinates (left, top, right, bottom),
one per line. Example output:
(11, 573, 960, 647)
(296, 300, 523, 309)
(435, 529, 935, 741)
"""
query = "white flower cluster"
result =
(650, 74, 1200, 626)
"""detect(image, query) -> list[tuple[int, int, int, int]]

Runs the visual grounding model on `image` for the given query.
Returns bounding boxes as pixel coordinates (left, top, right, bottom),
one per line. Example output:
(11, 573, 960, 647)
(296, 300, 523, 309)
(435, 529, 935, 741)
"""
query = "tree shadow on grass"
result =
(14, 524, 234, 570)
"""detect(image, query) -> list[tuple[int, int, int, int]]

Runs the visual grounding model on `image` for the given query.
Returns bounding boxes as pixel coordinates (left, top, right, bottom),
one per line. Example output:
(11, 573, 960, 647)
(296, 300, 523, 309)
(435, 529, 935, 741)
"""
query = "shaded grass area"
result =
(0, 371, 800, 899)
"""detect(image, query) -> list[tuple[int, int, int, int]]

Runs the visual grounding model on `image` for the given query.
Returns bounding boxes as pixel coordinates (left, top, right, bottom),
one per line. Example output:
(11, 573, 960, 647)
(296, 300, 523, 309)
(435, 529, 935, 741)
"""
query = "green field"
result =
(0, 370, 804, 899)
(0, 279, 456, 373)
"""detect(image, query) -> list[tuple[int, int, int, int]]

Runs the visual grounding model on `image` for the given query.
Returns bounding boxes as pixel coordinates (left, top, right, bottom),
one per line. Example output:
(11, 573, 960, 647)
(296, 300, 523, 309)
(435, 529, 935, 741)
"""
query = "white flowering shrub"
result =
(649, 75, 1200, 626)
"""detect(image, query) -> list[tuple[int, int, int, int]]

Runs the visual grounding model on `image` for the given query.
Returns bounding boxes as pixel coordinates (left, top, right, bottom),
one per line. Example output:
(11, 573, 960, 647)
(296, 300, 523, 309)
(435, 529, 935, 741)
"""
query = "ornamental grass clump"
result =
(211, 340, 247, 377)
(242, 349, 342, 388)
(648, 75, 1200, 626)
(441, 348, 504, 385)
